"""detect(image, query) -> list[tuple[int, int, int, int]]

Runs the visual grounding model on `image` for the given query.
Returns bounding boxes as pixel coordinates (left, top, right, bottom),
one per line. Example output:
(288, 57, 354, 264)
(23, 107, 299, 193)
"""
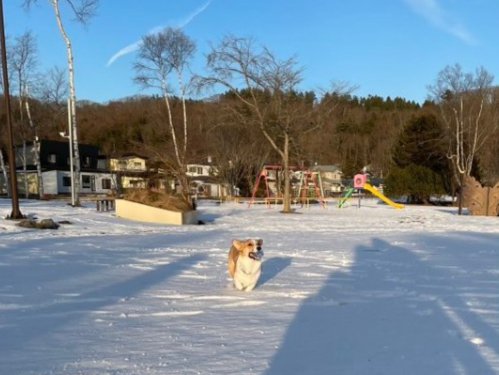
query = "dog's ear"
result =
(232, 240, 243, 251)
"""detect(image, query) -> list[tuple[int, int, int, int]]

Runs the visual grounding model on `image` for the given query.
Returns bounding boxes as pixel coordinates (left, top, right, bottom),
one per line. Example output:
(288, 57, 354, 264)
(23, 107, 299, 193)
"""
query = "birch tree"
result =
(133, 27, 196, 202)
(23, 0, 98, 205)
(10, 31, 40, 197)
(428, 64, 498, 214)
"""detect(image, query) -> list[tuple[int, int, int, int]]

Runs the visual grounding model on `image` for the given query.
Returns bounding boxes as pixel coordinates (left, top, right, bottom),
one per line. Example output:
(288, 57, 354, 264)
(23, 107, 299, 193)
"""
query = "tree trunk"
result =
(161, 82, 190, 203)
(282, 133, 292, 213)
(0, 151, 9, 197)
(51, 0, 80, 205)
(23, 141, 28, 198)
(24, 98, 44, 198)
(34, 138, 44, 198)
(177, 171, 191, 206)
(458, 172, 464, 215)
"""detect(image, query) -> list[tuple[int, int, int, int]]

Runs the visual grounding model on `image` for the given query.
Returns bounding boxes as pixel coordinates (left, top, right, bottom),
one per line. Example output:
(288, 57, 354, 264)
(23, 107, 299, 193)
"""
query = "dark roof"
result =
(311, 165, 342, 173)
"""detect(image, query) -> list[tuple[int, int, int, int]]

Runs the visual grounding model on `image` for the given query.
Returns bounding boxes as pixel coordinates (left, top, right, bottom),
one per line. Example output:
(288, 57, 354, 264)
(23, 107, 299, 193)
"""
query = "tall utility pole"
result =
(0, 0, 23, 219)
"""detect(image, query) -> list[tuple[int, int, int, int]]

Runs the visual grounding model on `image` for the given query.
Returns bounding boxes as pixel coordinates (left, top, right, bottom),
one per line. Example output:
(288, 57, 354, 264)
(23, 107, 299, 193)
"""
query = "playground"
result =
(248, 166, 404, 210)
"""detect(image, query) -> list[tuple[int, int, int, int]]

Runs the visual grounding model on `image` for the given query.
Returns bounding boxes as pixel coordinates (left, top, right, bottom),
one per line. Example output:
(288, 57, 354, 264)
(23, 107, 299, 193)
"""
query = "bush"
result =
(125, 189, 193, 212)
(385, 164, 445, 204)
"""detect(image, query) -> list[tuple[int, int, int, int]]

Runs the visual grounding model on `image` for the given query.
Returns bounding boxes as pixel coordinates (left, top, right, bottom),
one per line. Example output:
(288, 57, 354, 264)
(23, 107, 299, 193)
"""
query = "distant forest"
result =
(2, 25, 498, 204)
(2, 89, 498, 202)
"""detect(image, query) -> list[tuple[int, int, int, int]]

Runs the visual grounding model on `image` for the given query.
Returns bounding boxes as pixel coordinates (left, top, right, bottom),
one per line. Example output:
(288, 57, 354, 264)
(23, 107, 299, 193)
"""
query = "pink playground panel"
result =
(353, 174, 367, 189)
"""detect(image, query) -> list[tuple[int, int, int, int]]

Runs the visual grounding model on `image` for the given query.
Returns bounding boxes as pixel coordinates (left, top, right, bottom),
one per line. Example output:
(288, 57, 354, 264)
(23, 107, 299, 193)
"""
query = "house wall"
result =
(80, 172, 116, 194)
(15, 140, 101, 171)
(16, 172, 40, 196)
(0, 174, 7, 195)
(45, 171, 116, 195)
(43, 170, 59, 195)
(187, 164, 216, 177)
(120, 175, 147, 189)
(110, 157, 147, 172)
(323, 171, 343, 181)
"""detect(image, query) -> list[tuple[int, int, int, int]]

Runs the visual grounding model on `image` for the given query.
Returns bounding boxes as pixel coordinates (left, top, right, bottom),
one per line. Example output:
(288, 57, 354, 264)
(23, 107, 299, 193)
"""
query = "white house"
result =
(186, 162, 230, 198)
(9, 140, 115, 197)
(109, 154, 149, 190)
(311, 165, 344, 195)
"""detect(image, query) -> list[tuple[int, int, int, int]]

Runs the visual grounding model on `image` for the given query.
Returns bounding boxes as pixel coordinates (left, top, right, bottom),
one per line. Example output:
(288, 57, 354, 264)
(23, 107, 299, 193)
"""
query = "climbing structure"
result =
(248, 165, 282, 207)
(296, 170, 325, 207)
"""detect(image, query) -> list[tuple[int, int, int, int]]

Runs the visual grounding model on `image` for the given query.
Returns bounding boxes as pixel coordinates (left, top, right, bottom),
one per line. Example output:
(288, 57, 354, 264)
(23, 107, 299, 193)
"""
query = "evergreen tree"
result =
(386, 113, 450, 203)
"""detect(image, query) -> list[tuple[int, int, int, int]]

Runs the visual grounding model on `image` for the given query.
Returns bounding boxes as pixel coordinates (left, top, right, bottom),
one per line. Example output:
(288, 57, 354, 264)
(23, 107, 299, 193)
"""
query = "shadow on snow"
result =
(264, 233, 499, 374)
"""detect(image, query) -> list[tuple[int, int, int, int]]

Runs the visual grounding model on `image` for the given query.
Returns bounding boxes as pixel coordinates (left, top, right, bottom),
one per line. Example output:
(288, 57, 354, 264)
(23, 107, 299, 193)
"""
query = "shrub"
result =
(125, 189, 193, 212)
(385, 164, 445, 204)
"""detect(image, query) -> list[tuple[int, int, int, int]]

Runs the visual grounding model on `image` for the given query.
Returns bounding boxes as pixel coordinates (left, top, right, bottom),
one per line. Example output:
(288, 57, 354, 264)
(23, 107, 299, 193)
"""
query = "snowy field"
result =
(1, 198, 499, 375)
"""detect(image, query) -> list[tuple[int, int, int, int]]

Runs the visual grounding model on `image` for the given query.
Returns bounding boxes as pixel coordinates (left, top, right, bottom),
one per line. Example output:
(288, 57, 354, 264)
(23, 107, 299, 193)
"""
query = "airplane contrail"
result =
(107, 0, 212, 67)
(404, 0, 476, 45)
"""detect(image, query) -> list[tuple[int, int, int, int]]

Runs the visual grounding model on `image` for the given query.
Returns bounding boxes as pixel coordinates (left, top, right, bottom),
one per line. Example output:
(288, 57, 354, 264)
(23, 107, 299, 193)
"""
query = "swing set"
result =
(248, 165, 325, 208)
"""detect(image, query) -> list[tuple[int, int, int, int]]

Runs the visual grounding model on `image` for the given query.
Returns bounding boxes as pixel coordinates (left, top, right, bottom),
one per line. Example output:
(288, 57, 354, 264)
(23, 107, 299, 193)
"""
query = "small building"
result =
(186, 162, 230, 198)
(109, 154, 149, 190)
(311, 165, 344, 195)
(12, 139, 115, 197)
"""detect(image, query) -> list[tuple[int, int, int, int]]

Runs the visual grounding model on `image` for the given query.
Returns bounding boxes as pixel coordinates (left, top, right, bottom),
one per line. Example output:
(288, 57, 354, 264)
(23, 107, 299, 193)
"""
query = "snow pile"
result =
(1, 198, 498, 374)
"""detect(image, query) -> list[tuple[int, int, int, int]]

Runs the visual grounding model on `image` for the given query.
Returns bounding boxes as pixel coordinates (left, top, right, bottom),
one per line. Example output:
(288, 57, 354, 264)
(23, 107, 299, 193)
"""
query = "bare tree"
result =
(134, 27, 196, 202)
(428, 64, 498, 214)
(23, 0, 99, 205)
(10, 31, 40, 197)
(10, 31, 36, 118)
(197, 36, 344, 212)
(38, 65, 68, 106)
(205, 106, 271, 197)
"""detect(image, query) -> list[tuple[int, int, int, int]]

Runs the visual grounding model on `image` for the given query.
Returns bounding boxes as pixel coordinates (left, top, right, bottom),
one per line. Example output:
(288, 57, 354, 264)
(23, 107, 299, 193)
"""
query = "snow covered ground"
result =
(1, 198, 499, 375)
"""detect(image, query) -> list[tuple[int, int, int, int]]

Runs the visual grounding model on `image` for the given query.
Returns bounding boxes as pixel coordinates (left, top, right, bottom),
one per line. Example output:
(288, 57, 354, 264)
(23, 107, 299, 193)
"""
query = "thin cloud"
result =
(107, 0, 212, 67)
(178, 0, 212, 28)
(404, 0, 476, 45)
(107, 42, 142, 67)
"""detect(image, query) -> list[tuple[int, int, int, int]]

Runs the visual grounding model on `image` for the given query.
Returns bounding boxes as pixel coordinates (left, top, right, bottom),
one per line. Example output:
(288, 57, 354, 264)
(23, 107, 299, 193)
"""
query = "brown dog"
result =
(228, 239, 264, 291)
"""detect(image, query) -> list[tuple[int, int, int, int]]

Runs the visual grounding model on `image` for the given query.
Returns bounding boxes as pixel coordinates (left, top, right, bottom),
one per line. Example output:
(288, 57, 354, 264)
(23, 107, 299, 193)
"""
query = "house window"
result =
(48, 154, 56, 164)
(102, 178, 111, 190)
(130, 179, 143, 188)
(133, 161, 142, 169)
(82, 175, 92, 189)
(62, 176, 71, 187)
(84, 156, 91, 167)
(188, 166, 203, 175)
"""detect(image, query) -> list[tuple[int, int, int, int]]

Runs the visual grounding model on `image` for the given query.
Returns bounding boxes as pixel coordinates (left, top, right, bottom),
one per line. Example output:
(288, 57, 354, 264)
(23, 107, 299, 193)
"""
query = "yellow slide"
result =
(363, 183, 405, 209)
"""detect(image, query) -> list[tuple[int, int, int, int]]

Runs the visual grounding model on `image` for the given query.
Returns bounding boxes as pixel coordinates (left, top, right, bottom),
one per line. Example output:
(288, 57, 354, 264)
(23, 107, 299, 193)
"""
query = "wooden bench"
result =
(95, 198, 115, 212)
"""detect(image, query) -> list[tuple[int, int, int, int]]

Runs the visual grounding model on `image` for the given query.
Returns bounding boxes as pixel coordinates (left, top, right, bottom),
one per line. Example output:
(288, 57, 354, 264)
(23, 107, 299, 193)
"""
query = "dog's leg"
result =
(244, 282, 256, 292)
(227, 247, 238, 278)
(233, 278, 244, 291)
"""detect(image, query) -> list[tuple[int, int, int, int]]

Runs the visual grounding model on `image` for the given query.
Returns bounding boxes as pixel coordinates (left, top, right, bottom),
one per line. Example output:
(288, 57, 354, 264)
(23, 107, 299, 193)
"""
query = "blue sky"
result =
(4, 0, 499, 103)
